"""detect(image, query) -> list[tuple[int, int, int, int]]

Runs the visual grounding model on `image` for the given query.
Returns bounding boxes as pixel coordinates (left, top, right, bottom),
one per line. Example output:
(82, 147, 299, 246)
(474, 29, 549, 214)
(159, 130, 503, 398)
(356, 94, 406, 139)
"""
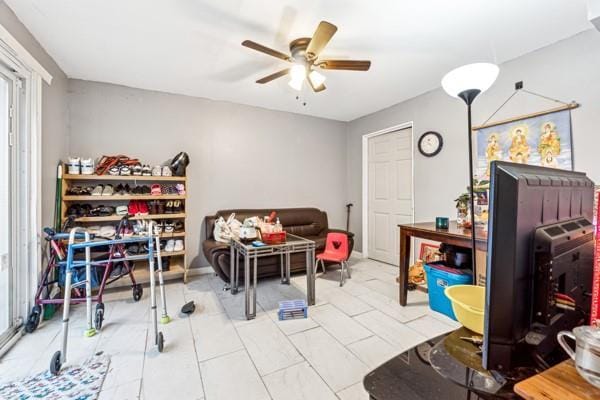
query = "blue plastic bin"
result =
(424, 263, 472, 320)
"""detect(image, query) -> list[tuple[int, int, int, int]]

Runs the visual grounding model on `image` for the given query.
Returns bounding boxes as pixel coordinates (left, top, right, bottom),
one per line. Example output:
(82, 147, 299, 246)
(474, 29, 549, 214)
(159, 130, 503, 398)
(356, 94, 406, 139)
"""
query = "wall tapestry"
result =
(474, 107, 573, 180)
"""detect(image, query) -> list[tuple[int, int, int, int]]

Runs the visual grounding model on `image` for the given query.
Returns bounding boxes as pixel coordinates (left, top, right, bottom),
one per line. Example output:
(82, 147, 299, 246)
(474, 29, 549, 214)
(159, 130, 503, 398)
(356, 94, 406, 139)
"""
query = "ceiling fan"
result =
(242, 21, 371, 93)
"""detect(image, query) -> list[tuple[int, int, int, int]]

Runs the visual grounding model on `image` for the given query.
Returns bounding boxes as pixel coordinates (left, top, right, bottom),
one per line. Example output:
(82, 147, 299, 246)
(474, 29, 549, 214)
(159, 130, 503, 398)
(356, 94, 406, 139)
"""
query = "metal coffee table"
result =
(229, 234, 316, 320)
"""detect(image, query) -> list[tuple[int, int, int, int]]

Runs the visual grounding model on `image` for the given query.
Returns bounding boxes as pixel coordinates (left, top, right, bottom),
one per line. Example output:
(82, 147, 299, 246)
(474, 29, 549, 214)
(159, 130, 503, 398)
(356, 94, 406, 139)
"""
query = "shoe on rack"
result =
(165, 239, 175, 252)
(102, 184, 114, 196)
(173, 221, 184, 232)
(87, 225, 102, 236)
(99, 225, 116, 238)
(81, 158, 94, 175)
(108, 165, 120, 176)
(132, 163, 143, 176)
(149, 200, 158, 215)
(120, 165, 131, 176)
(142, 185, 151, 195)
(172, 200, 182, 213)
(137, 201, 149, 216)
(116, 205, 128, 216)
(128, 200, 140, 216)
(161, 166, 172, 177)
(67, 204, 81, 217)
(142, 165, 152, 176)
(174, 239, 184, 252)
(67, 156, 81, 175)
(165, 201, 173, 214)
(67, 185, 83, 196)
(175, 183, 185, 195)
(157, 200, 165, 214)
(80, 204, 92, 216)
(91, 184, 104, 196)
(115, 183, 125, 195)
(152, 165, 162, 176)
(151, 184, 161, 196)
(164, 221, 174, 234)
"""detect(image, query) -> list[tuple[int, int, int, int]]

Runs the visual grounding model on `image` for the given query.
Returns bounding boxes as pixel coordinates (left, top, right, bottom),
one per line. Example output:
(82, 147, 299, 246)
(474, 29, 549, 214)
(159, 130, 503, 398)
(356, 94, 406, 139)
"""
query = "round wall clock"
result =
(418, 131, 443, 157)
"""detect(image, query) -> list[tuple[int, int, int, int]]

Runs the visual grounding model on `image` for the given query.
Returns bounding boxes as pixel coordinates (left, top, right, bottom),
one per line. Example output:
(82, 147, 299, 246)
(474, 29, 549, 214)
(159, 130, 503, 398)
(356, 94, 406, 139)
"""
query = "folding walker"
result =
(49, 221, 170, 375)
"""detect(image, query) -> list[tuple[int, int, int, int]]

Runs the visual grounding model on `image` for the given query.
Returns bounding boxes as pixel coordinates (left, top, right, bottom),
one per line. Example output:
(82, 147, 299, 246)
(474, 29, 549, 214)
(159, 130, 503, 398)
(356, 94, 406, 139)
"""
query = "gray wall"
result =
(0, 1, 69, 228)
(347, 29, 600, 252)
(68, 80, 348, 267)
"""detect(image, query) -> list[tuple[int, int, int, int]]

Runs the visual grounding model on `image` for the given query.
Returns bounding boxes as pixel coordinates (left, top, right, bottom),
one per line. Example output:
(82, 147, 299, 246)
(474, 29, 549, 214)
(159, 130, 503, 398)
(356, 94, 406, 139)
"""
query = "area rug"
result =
(0, 353, 110, 400)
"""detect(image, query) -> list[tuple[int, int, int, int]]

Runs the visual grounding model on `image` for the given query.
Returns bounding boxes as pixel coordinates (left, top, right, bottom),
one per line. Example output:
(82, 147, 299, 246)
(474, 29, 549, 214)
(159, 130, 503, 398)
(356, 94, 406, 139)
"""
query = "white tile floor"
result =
(0, 257, 460, 400)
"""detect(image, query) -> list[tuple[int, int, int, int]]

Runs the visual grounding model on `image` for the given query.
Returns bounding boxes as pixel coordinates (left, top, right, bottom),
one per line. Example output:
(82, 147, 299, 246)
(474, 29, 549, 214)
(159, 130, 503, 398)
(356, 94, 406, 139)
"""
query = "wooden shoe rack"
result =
(60, 170, 190, 284)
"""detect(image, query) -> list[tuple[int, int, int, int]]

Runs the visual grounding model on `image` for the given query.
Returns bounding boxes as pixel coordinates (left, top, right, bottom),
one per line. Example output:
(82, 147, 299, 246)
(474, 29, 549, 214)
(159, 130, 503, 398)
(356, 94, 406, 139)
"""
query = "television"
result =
(483, 161, 595, 372)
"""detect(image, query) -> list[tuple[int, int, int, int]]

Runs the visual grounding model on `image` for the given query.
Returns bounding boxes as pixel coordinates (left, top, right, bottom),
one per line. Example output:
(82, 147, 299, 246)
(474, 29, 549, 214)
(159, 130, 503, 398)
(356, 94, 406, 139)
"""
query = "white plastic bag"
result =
(214, 216, 233, 243)
(214, 213, 242, 243)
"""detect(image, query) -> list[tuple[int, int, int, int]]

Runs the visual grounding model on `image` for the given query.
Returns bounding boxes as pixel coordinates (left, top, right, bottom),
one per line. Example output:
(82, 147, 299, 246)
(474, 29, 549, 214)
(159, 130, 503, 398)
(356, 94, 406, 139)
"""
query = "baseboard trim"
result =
(186, 266, 214, 277)
(351, 250, 364, 258)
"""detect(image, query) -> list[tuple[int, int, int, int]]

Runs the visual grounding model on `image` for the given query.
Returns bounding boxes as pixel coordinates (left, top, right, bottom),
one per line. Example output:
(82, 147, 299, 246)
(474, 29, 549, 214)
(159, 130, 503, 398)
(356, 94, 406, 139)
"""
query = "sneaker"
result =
(164, 221, 174, 234)
(173, 239, 184, 252)
(161, 166, 172, 177)
(165, 200, 173, 213)
(142, 165, 152, 176)
(91, 184, 104, 196)
(108, 165, 120, 176)
(176, 183, 186, 195)
(165, 239, 175, 252)
(120, 165, 131, 176)
(132, 163, 143, 176)
(102, 184, 114, 196)
(67, 157, 81, 175)
(152, 165, 162, 176)
(116, 205, 128, 216)
(81, 158, 94, 175)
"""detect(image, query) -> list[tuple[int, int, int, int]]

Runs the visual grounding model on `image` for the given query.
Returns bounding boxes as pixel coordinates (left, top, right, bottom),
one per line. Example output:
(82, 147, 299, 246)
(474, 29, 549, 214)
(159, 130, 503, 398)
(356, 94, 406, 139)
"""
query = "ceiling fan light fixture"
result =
(290, 64, 306, 82)
(308, 70, 326, 87)
(288, 77, 303, 91)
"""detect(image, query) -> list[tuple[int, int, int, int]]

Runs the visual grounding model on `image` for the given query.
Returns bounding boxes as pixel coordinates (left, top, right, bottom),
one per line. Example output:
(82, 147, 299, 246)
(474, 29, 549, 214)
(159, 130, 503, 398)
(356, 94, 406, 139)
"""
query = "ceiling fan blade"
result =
(306, 21, 338, 60)
(256, 68, 290, 84)
(307, 77, 326, 93)
(318, 60, 371, 71)
(242, 40, 291, 62)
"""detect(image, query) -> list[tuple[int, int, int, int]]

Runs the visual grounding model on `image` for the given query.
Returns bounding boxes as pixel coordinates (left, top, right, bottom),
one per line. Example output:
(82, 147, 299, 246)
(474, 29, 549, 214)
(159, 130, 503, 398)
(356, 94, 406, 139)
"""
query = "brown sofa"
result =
(203, 208, 354, 283)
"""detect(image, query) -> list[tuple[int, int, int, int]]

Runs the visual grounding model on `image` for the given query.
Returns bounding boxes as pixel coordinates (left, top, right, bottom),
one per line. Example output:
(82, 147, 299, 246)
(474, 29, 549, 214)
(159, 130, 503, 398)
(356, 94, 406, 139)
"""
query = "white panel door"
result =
(368, 128, 412, 265)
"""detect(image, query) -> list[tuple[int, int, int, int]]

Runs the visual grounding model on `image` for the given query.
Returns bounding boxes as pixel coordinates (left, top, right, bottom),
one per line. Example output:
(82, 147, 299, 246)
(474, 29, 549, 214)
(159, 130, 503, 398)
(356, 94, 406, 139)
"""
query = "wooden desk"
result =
(514, 360, 600, 400)
(398, 221, 487, 306)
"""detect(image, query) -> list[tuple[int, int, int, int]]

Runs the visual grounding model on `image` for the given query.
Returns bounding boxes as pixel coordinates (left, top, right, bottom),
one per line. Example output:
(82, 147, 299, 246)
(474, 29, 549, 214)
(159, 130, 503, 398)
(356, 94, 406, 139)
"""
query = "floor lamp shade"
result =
(441, 63, 499, 103)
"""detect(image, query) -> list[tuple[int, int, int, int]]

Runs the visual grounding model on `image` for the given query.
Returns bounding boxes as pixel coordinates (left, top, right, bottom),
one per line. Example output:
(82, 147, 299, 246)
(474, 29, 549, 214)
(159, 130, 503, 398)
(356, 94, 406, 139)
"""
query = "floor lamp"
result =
(441, 63, 499, 274)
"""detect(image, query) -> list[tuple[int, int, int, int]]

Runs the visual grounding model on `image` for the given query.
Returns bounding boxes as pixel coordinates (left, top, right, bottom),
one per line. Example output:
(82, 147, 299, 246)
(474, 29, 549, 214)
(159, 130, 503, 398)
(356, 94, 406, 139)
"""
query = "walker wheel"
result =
(25, 305, 42, 333)
(50, 351, 62, 375)
(157, 332, 164, 353)
(95, 303, 104, 331)
(132, 284, 143, 301)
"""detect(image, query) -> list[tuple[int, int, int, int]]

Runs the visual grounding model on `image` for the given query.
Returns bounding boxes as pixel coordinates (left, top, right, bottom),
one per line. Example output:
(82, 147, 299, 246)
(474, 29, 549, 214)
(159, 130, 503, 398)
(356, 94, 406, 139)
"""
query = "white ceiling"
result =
(6, 0, 593, 121)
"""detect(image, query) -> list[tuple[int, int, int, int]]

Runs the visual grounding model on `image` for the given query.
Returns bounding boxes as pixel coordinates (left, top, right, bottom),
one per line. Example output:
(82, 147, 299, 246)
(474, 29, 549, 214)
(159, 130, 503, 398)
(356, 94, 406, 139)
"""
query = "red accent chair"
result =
(315, 232, 350, 286)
